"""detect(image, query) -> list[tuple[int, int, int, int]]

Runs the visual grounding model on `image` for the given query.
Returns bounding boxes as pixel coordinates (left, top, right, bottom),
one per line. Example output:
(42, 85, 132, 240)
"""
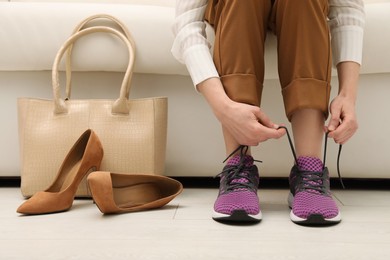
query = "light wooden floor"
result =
(1, 187, 390, 260)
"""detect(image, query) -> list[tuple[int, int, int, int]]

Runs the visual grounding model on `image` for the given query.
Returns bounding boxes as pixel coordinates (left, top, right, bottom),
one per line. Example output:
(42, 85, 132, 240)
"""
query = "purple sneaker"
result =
(278, 126, 342, 226)
(288, 165, 341, 225)
(212, 147, 262, 223)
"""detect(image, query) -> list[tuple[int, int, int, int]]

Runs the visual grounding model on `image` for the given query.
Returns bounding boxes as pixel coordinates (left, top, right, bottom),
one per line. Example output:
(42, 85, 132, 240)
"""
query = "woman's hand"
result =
(326, 61, 360, 144)
(197, 78, 285, 146)
(217, 100, 285, 146)
(326, 95, 358, 144)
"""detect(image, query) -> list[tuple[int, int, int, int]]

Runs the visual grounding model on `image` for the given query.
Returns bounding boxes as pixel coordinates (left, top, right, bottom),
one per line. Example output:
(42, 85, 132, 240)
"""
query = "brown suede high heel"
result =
(87, 171, 183, 214)
(17, 129, 104, 215)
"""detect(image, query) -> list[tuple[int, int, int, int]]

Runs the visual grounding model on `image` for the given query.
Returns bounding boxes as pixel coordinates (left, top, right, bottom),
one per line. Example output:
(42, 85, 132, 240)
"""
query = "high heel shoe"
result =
(17, 129, 104, 215)
(87, 171, 183, 214)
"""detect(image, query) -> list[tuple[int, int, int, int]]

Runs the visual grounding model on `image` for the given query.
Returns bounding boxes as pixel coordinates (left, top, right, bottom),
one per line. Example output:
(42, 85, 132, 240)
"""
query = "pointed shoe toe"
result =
(17, 129, 104, 215)
(87, 171, 183, 214)
(17, 190, 74, 215)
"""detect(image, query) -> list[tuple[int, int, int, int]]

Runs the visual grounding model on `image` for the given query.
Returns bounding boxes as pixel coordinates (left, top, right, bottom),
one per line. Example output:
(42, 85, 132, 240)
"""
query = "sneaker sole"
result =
(212, 210, 262, 223)
(288, 192, 341, 226)
(290, 211, 341, 225)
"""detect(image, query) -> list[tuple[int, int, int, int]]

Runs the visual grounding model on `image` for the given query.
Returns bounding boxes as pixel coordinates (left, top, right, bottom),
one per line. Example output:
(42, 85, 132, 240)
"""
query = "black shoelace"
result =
(219, 127, 345, 191)
(217, 146, 261, 193)
(278, 126, 345, 189)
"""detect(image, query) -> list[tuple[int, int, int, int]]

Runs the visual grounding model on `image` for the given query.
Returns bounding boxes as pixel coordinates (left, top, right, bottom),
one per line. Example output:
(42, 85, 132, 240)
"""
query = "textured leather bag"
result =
(18, 16, 168, 197)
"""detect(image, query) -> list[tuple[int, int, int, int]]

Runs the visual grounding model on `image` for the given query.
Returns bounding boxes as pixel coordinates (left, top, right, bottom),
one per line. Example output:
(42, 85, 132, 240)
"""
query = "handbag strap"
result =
(65, 14, 136, 100)
(52, 26, 135, 115)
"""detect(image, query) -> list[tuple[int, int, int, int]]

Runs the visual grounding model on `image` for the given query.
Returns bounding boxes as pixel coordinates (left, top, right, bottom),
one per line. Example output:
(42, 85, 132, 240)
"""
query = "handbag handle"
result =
(65, 14, 136, 100)
(52, 26, 135, 115)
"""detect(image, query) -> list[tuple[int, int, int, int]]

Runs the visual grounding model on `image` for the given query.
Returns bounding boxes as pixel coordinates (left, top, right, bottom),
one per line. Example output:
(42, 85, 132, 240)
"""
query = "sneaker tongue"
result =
(227, 155, 253, 167)
(226, 155, 254, 186)
(297, 156, 324, 194)
(297, 156, 323, 172)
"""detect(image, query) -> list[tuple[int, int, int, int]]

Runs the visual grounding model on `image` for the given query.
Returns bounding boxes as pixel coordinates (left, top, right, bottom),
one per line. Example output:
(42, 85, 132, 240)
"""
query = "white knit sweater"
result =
(171, 0, 365, 86)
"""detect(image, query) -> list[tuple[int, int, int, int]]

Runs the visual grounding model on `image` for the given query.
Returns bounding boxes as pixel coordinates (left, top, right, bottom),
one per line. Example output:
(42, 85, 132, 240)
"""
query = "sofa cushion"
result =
(0, 2, 186, 75)
(11, 0, 175, 6)
(0, 1, 389, 77)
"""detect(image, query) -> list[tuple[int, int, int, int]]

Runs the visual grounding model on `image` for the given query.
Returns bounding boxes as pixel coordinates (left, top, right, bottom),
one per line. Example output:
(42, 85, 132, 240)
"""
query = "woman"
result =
(171, 0, 365, 225)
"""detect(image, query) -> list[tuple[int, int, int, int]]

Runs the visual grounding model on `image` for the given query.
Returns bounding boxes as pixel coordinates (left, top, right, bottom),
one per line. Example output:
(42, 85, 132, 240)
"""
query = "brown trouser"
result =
(205, 0, 332, 121)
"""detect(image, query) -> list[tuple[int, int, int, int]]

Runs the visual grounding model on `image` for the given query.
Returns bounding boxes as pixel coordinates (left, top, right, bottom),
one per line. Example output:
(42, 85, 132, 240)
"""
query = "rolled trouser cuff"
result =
(220, 74, 263, 107)
(282, 78, 330, 121)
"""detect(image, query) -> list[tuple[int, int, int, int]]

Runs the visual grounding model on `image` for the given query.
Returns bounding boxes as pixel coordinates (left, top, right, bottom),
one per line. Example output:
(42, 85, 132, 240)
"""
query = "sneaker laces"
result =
(293, 170, 330, 195)
(217, 145, 261, 193)
(278, 126, 345, 189)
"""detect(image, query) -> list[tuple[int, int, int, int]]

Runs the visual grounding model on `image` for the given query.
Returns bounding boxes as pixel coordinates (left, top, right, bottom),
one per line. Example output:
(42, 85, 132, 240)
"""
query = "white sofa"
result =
(1, 0, 390, 179)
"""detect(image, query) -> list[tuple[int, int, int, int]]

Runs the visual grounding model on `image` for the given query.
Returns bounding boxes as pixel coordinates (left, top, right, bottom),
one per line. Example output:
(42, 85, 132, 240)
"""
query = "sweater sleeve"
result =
(328, 0, 366, 66)
(171, 0, 219, 87)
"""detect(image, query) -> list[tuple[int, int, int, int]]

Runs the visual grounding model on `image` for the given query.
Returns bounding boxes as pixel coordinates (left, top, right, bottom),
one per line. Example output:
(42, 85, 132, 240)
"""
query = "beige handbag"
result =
(18, 16, 168, 197)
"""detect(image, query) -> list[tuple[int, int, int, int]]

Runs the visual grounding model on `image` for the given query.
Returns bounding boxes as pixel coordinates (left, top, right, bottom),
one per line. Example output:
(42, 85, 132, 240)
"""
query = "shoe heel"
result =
(84, 166, 101, 197)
